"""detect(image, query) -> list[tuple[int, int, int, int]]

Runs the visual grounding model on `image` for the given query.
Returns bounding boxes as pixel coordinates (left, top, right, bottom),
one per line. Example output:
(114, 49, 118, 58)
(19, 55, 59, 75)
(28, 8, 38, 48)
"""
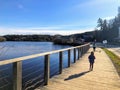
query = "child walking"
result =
(88, 52, 96, 71)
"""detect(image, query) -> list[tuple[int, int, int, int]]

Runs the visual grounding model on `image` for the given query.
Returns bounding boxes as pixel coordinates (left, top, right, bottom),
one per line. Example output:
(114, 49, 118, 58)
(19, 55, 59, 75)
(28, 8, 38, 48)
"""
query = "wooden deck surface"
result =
(36, 48, 120, 90)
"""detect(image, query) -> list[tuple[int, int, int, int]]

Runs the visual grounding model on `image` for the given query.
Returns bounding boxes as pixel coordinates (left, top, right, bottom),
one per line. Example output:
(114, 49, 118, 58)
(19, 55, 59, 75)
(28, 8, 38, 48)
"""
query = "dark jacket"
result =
(88, 55, 95, 63)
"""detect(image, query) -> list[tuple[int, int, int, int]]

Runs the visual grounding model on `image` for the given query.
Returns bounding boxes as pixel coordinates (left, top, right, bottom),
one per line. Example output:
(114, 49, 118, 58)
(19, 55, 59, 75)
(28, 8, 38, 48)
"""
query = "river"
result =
(0, 42, 76, 90)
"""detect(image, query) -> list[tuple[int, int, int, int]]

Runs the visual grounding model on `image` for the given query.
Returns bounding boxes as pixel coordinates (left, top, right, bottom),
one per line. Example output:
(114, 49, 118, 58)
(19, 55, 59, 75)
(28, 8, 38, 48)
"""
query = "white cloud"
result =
(28, 26, 62, 30)
(0, 27, 94, 36)
(102, 16, 115, 20)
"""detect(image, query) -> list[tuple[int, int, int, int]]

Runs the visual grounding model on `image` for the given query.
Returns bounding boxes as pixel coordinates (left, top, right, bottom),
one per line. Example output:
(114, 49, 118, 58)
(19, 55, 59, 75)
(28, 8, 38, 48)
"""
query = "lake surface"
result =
(0, 41, 71, 60)
(0, 42, 77, 90)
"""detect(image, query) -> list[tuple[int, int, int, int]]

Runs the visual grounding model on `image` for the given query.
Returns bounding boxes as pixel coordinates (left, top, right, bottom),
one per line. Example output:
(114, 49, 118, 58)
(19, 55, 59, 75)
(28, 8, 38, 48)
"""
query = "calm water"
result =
(0, 42, 76, 90)
(0, 41, 71, 60)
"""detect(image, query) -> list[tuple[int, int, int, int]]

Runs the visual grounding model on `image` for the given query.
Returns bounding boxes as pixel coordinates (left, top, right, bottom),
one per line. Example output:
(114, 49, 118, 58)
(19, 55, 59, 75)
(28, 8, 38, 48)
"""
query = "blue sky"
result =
(0, 0, 120, 35)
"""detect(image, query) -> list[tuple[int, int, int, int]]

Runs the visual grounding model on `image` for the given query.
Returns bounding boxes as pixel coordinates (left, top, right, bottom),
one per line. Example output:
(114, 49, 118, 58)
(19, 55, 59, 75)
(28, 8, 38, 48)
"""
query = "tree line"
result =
(0, 36, 6, 42)
(94, 8, 120, 42)
(3, 35, 53, 41)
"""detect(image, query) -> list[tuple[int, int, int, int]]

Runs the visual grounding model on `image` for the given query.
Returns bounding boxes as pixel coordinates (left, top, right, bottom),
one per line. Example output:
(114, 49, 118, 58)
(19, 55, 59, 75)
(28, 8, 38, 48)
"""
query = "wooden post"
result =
(59, 52, 63, 74)
(84, 46, 86, 54)
(44, 55, 50, 85)
(81, 47, 83, 56)
(83, 46, 85, 54)
(82, 47, 84, 55)
(74, 48, 76, 63)
(79, 48, 81, 58)
(13, 61, 22, 90)
(85, 46, 86, 53)
(78, 48, 80, 60)
(86, 46, 87, 52)
(68, 50, 71, 67)
(88, 45, 89, 50)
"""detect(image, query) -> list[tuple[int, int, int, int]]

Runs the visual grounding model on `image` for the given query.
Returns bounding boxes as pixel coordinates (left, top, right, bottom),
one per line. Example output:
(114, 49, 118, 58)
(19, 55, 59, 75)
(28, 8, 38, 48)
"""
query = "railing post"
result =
(79, 48, 81, 58)
(74, 48, 76, 63)
(59, 51, 63, 74)
(44, 55, 50, 85)
(87, 44, 90, 51)
(13, 61, 22, 90)
(84, 46, 86, 53)
(68, 50, 71, 67)
(85, 46, 86, 53)
(82, 47, 83, 55)
(86, 46, 87, 52)
(78, 48, 80, 60)
(83, 46, 85, 54)
(82, 47, 84, 56)
(79, 47, 81, 57)
(85, 46, 87, 53)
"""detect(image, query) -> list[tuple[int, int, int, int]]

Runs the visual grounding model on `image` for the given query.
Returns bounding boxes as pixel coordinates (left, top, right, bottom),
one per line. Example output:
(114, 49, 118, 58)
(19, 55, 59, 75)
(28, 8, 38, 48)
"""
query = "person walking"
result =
(88, 52, 96, 71)
(93, 41, 96, 52)
(93, 45, 96, 51)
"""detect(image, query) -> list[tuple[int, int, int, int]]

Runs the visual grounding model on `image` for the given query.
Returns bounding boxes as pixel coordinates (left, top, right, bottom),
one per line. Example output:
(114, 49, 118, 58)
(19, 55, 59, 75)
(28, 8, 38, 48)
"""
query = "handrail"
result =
(0, 43, 90, 66)
(0, 43, 90, 90)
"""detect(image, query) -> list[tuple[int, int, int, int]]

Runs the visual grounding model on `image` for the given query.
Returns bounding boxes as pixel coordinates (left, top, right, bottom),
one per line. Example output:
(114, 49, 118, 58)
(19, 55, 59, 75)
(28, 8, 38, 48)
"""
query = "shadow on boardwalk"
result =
(64, 70, 90, 81)
(37, 48, 120, 90)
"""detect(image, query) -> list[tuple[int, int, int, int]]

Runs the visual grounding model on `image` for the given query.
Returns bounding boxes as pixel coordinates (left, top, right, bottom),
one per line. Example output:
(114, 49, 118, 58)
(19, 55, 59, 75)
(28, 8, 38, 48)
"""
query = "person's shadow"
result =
(64, 71, 90, 81)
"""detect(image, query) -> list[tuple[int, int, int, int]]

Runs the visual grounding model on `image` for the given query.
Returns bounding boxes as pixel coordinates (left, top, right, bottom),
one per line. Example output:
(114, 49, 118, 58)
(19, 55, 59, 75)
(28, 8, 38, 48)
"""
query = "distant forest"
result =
(0, 7, 120, 43)
(93, 7, 120, 42)
(3, 35, 53, 41)
(0, 36, 6, 42)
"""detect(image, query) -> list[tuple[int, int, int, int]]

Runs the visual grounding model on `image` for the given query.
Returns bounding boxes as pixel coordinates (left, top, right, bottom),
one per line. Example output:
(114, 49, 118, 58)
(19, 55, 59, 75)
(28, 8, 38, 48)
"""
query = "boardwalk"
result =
(36, 48, 120, 90)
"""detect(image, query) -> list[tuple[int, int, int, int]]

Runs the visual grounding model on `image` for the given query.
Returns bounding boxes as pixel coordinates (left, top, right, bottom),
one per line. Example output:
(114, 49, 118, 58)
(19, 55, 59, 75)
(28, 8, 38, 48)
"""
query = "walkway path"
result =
(36, 48, 120, 90)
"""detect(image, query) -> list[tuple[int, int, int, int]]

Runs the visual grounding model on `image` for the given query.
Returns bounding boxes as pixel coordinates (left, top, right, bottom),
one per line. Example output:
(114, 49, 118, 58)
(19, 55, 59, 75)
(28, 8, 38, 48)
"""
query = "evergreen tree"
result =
(97, 18, 103, 30)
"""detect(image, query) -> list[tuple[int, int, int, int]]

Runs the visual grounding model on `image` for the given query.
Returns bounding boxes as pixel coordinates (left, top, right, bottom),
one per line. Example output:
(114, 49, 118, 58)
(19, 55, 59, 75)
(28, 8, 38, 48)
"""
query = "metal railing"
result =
(0, 43, 90, 90)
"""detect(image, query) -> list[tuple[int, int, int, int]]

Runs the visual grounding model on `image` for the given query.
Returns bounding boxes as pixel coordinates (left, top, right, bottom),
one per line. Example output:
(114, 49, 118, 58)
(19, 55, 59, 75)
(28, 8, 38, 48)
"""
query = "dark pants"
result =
(89, 62, 94, 71)
(93, 47, 96, 51)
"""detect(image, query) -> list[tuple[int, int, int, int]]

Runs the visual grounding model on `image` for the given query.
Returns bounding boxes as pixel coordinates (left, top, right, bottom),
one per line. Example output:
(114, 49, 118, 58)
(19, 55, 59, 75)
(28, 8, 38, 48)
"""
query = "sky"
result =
(0, 0, 120, 35)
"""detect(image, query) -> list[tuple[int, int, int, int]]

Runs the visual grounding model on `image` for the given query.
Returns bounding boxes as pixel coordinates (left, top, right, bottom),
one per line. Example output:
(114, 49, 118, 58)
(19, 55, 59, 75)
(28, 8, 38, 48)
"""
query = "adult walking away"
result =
(88, 52, 96, 71)
(93, 41, 96, 52)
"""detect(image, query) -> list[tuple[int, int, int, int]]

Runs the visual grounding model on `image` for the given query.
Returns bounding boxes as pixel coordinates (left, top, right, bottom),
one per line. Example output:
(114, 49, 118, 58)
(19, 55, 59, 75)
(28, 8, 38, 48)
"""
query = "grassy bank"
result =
(102, 48, 120, 77)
